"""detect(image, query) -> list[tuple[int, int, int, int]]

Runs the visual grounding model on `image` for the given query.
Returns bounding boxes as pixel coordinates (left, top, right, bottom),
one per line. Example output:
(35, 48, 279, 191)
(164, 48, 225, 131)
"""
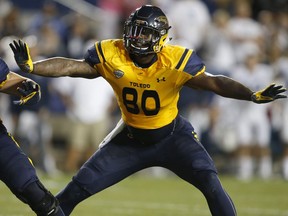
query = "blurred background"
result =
(0, 0, 287, 182)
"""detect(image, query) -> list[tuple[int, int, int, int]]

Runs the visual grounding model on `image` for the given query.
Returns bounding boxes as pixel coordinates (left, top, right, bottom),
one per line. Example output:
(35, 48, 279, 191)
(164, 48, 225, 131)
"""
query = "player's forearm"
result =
(32, 57, 96, 78)
(186, 73, 254, 101)
(210, 75, 253, 101)
(32, 57, 78, 77)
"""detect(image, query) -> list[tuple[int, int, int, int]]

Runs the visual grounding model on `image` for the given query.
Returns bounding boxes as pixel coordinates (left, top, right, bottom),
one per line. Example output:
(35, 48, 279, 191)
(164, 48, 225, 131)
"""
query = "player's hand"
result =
(9, 40, 33, 73)
(13, 80, 41, 105)
(251, 83, 287, 104)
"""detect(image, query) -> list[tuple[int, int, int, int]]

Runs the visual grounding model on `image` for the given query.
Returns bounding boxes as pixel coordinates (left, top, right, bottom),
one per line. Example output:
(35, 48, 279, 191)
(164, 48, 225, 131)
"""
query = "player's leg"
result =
(181, 170, 236, 216)
(0, 127, 64, 216)
(56, 126, 152, 215)
(14, 180, 64, 216)
(161, 116, 237, 216)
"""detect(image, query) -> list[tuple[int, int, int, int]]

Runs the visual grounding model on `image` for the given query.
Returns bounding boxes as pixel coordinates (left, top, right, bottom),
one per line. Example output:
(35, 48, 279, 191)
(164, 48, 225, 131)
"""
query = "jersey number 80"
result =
(122, 87, 160, 116)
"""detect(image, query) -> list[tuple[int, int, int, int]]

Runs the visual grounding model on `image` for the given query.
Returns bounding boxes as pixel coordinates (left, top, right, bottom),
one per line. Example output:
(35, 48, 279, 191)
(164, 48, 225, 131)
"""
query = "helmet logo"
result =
(154, 16, 168, 28)
(135, 20, 148, 26)
(155, 16, 168, 23)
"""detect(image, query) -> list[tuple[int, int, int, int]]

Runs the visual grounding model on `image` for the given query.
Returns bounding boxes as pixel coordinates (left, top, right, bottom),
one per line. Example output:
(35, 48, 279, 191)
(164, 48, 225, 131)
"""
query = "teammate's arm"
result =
(2, 73, 41, 105)
(185, 72, 286, 103)
(0, 59, 41, 105)
(9, 40, 100, 79)
(1, 71, 28, 94)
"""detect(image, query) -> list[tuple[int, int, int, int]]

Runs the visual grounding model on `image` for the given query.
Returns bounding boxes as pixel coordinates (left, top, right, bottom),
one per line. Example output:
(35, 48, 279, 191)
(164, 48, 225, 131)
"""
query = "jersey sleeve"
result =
(183, 51, 206, 76)
(84, 40, 113, 79)
(176, 49, 205, 76)
(83, 40, 122, 79)
(0, 58, 10, 86)
(84, 43, 102, 66)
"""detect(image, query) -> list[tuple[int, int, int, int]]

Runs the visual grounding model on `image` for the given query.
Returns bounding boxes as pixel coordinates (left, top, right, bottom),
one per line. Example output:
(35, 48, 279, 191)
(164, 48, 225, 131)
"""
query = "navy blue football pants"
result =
(57, 115, 237, 216)
(0, 122, 65, 216)
(0, 123, 38, 193)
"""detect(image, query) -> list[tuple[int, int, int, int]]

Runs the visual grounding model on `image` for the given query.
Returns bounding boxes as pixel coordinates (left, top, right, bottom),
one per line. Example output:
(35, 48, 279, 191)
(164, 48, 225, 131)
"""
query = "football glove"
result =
(13, 80, 41, 105)
(9, 40, 33, 73)
(251, 83, 287, 104)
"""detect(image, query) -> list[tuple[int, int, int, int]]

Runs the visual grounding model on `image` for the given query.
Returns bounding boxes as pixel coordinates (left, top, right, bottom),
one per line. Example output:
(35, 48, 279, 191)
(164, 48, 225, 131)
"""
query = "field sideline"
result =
(0, 170, 287, 216)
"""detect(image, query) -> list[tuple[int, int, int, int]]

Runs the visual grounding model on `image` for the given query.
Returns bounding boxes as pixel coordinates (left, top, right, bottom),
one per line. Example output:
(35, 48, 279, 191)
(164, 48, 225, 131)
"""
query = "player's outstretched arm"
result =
(185, 72, 287, 103)
(9, 39, 99, 78)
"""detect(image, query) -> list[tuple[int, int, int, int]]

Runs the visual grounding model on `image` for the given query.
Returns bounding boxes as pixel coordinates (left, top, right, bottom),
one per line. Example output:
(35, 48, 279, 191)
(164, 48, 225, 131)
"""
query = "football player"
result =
(9, 5, 286, 216)
(0, 58, 64, 216)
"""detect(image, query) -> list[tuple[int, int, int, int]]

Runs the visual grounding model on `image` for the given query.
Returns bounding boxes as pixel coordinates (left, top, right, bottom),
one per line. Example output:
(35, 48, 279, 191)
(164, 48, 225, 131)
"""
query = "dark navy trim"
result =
(175, 48, 189, 70)
(84, 44, 101, 66)
(183, 51, 205, 76)
(0, 58, 9, 83)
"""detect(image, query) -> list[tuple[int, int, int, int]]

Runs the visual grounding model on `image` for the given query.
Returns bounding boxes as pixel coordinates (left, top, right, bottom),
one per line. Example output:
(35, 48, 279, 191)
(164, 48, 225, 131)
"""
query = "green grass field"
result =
(1, 171, 288, 216)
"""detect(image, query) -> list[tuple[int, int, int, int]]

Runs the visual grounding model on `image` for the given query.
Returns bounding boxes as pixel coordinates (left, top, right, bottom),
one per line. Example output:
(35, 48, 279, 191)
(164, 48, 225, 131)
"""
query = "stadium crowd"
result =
(0, 0, 287, 181)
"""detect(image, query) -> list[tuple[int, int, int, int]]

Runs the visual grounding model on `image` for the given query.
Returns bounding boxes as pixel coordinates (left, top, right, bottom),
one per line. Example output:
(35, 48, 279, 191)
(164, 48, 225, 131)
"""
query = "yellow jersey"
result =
(84, 39, 205, 129)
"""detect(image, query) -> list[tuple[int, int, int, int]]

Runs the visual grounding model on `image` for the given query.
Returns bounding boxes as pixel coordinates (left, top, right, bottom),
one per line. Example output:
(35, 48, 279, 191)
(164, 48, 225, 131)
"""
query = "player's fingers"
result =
(19, 40, 25, 53)
(23, 43, 29, 58)
(275, 88, 287, 94)
(13, 40, 21, 52)
(23, 81, 30, 90)
(274, 95, 287, 100)
(13, 99, 22, 105)
(261, 84, 275, 96)
(17, 87, 27, 96)
(9, 42, 17, 53)
(266, 83, 276, 91)
(272, 85, 284, 91)
(271, 87, 286, 95)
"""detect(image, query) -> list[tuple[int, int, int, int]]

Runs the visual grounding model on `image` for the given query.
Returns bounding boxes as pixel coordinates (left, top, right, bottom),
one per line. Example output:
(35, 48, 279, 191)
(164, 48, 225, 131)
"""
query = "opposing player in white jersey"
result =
(231, 47, 274, 180)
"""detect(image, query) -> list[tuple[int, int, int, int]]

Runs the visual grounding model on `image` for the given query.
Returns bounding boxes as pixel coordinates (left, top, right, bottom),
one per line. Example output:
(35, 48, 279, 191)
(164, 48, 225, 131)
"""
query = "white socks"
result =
(238, 156, 253, 180)
(238, 156, 272, 180)
(283, 157, 288, 180)
(259, 156, 272, 179)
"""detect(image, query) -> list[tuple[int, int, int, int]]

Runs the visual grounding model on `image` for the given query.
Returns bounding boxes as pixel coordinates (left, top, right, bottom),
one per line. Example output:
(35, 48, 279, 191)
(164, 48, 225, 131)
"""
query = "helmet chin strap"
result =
(167, 37, 173, 44)
(162, 37, 173, 48)
(153, 36, 172, 52)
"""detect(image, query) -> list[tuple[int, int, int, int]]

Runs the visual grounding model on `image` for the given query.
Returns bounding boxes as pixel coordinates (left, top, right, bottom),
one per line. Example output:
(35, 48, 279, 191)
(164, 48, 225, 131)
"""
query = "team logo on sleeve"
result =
(113, 70, 124, 79)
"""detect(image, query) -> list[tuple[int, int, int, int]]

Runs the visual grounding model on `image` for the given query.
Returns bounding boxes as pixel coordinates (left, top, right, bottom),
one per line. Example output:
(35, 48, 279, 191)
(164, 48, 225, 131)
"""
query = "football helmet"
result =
(123, 5, 171, 55)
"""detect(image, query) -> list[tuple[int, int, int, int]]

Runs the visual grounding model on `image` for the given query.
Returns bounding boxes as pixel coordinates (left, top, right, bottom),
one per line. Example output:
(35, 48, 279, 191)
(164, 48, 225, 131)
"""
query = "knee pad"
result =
(16, 181, 62, 216)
